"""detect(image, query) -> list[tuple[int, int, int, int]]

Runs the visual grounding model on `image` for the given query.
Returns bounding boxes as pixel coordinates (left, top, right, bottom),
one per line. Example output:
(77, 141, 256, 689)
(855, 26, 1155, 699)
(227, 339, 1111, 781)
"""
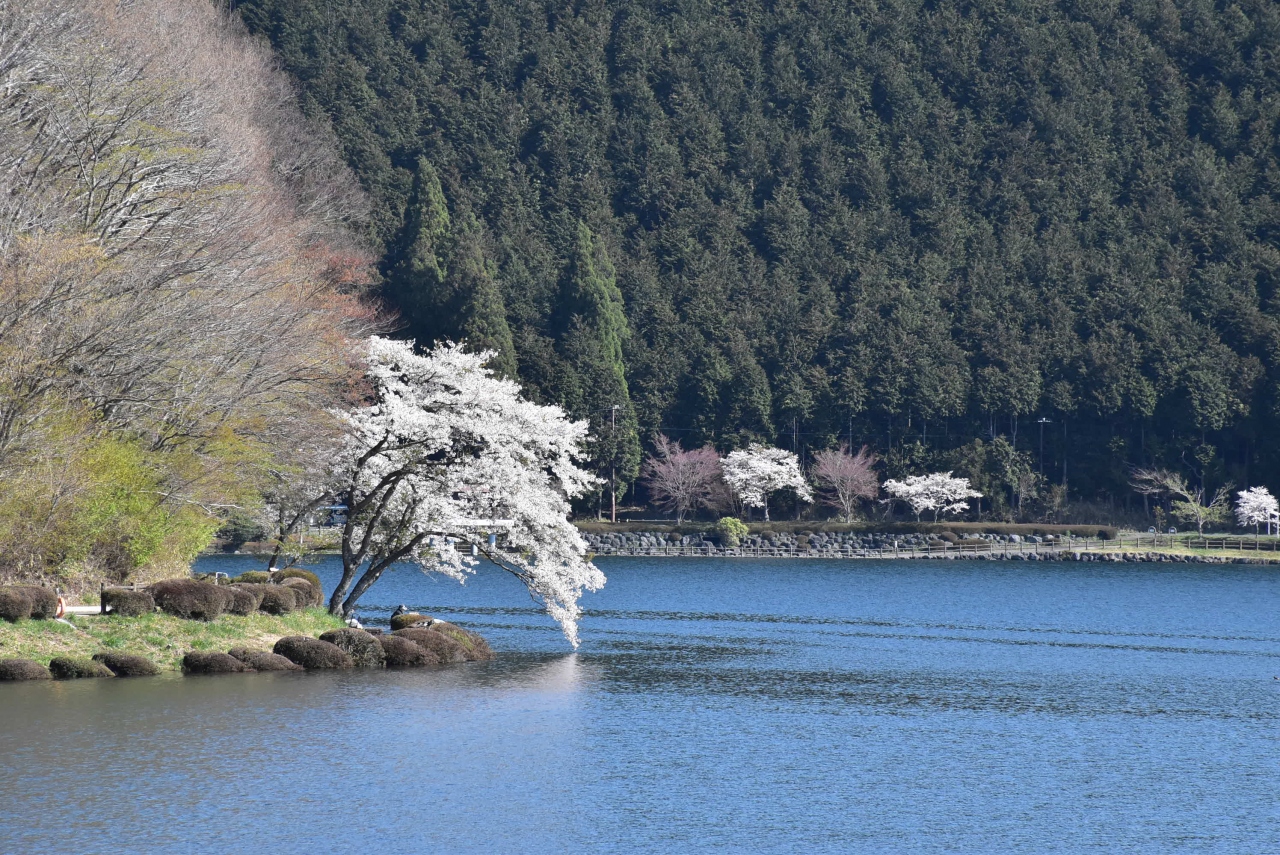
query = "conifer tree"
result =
(453, 216, 517, 378)
(383, 157, 451, 344)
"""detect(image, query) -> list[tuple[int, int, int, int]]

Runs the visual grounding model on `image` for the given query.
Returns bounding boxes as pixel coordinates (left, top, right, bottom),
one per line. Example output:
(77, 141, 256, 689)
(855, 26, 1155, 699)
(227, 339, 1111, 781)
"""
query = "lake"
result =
(1, 556, 1278, 853)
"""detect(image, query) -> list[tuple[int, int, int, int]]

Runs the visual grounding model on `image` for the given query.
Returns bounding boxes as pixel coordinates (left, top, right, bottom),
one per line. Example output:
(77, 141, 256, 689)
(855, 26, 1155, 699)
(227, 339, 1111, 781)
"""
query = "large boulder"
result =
(227, 647, 303, 672)
(92, 652, 160, 677)
(256, 585, 297, 615)
(183, 651, 252, 674)
(49, 657, 114, 679)
(0, 588, 32, 623)
(102, 588, 156, 617)
(392, 627, 467, 664)
(12, 586, 58, 619)
(148, 579, 228, 621)
(378, 635, 432, 667)
(390, 611, 433, 631)
(279, 577, 322, 608)
(0, 659, 52, 680)
(318, 628, 385, 668)
(272, 636, 353, 669)
(221, 586, 258, 616)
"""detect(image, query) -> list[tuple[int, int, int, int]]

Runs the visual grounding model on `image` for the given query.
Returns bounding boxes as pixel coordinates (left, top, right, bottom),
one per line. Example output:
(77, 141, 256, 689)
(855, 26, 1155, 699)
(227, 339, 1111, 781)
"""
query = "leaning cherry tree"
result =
(326, 337, 604, 646)
(721, 444, 813, 521)
(883, 472, 981, 521)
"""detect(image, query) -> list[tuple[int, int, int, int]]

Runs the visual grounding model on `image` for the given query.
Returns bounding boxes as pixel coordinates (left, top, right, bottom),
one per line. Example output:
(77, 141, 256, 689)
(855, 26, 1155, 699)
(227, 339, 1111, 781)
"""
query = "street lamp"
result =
(1037, 417, 1052, 476)
(610, 404, 619, 524)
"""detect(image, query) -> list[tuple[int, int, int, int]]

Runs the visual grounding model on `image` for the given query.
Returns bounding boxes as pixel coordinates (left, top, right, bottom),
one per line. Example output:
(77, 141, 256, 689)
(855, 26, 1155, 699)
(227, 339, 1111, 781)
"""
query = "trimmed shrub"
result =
(102, 589, 155, 617)
(183, 651, 252, 674)
(273, 636, 353, 669)
(222, 586, 258, 616)
(715, 517, 749, 547)
(0, 588, 32, 623)
(431, 622, 496, 661)
(13, 586, 58, 619)
(227, 647, 303, 672)
(393, 627, 467, 664)
(274, 568, 322, 591)
(49, 657, 114, 679)
(257, 585, 297, 615)
(148, 580, 227, 621)
(319, 628, 386, 668)
(378, 635, 433, 667)
(92, 652, 160, 677)
(0, 659, 52, 680)
(390, 612, 433, 631)
(231, 571, 272, 584)
(228, 583, 266, 609)
(279, 577, 322, 608)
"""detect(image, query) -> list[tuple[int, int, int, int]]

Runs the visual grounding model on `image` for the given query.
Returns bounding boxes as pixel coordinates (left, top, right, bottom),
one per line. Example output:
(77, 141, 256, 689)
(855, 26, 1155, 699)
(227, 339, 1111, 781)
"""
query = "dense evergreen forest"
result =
(238, 0, 1280, 521)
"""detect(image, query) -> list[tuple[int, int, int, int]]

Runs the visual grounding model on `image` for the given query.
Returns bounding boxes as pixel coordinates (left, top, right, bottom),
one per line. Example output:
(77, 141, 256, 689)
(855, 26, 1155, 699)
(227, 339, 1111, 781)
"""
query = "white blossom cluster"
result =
(721, 444, 813, 520)
(335, 337, 604, 645)
(882, 471, 981, 521)
(1235, 486, 1279, 534)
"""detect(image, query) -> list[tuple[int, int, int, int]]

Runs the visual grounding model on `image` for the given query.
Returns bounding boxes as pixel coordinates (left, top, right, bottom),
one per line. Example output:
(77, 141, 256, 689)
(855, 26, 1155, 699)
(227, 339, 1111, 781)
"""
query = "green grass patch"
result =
(0, 609, 345, 672)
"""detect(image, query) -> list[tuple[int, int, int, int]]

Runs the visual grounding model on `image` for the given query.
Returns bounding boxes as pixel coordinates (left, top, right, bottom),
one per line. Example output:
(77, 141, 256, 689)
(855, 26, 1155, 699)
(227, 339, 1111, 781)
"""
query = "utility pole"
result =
(610, 405, 618, 524)
(1037, 417, 1051, 476)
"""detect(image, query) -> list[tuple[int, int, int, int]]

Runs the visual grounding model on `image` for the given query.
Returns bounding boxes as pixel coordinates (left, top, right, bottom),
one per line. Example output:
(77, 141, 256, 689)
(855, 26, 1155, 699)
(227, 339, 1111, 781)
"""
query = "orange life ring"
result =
(55, 596, 65, 619)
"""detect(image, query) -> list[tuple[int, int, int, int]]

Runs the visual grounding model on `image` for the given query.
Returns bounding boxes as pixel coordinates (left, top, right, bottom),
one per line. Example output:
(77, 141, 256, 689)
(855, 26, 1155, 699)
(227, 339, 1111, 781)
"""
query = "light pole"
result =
(1037, 417, 1051, 476)
(610, 404, 619, 524)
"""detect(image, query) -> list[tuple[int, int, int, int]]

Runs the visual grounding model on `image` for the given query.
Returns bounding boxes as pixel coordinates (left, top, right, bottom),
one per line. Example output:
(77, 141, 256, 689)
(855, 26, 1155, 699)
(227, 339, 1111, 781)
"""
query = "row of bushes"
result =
(0, 651, 160, 681)
(104, 569, 324, 622)
(576, 520, 1119, 539)
(0, 586, 59, 622)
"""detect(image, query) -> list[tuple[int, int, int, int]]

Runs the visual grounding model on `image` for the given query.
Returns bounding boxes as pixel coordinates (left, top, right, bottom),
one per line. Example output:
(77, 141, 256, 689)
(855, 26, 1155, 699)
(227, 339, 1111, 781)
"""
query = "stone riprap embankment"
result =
(583, 530, 1280, 564)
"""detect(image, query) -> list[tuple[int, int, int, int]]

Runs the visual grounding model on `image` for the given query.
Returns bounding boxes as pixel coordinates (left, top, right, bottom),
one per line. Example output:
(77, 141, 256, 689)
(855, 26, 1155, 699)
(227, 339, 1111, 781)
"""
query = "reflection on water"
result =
(2, 557, 1278, 853)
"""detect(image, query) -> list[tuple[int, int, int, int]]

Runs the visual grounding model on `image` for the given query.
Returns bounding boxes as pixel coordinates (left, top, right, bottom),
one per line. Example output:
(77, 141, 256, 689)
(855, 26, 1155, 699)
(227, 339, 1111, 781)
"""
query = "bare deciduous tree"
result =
(1131, 468, 1232, 535)
(812, 445, 879, 522)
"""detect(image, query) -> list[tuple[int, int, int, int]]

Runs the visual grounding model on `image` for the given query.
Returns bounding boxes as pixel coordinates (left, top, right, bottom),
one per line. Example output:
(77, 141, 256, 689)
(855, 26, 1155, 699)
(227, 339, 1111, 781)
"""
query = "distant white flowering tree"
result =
(882, 471, 981, 521)
(326, 337, 604, 646)
(1235, 486, 1279, 538)
(721, 444, 813, 521)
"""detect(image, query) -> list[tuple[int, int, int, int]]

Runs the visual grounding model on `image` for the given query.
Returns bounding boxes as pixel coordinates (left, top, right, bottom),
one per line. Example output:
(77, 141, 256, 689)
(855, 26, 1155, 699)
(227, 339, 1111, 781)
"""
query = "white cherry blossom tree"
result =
(882, 471, 981, 521)
(1235, 486, 1279, 538)
(721, 444, 813, 521)
(326, 337, 604, 646)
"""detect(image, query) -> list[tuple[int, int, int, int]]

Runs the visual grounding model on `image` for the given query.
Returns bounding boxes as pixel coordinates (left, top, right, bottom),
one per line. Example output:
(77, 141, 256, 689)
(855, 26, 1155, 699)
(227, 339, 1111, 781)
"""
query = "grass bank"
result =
(0, 609, 345, 672)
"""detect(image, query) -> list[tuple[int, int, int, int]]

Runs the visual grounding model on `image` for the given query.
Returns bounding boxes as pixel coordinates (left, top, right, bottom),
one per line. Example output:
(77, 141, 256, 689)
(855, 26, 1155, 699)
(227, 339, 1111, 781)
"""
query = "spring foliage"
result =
(328, 337, 604, 645)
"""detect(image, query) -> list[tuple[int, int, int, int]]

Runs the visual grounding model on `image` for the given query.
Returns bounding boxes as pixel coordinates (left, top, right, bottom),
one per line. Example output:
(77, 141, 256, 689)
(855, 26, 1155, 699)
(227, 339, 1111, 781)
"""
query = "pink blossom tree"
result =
(641, 435, 727, 522)
(812, 445, 879, 522)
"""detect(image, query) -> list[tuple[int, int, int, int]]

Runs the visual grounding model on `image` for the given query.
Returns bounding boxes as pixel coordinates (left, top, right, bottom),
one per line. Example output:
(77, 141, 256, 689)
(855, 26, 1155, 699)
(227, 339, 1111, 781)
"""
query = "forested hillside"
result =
(238, 0, 1280, 518)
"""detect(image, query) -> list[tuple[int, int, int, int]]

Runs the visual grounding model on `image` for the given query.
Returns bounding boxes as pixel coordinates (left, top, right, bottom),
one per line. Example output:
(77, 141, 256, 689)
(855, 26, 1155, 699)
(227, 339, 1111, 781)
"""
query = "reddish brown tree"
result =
(641, 435, 727, 523)
(812, 445, 879, 522)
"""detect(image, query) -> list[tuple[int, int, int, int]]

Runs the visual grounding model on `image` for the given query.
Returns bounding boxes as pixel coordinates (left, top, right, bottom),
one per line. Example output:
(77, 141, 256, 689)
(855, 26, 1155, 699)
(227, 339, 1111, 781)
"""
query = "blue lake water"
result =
(1, 556, 1278, 853)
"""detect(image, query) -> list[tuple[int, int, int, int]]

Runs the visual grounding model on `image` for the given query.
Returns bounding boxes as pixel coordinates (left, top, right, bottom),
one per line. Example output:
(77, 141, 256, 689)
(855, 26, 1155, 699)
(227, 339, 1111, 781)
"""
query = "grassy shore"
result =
(0, 609, 346, 672)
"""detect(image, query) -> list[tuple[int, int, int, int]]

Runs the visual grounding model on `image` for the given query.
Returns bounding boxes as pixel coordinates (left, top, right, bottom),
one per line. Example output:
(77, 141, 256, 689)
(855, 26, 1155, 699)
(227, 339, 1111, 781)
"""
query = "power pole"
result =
(610, 405, 618, 524)
(1037, 417, 1051, 476)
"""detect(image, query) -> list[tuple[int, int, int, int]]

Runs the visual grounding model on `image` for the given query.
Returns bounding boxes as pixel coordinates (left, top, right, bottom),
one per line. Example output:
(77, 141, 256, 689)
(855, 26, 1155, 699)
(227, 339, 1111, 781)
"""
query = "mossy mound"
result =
(279, 577, 322, 608)
(231, 571, 272, 584)
(148, 579, 227, 621)
(102, 589, 155, 617)
(183, 651, 252, 674)
(92, 652, 160, 677)
(274, 568, 322, 590)
(49, 657, 114, 679)
(0, 658, 52, 680)
(12, 586, 58, 619)
(257, 585, 298, 615)
(390, 612, 433, 631)
(393, 627, 467, 664)
(273, 636, 353, 669)
(318, 628, 385, 668)
(221, 586, 258, 616)
(227, 647, 303, 672)
(431, 622, 496, 661)
(0, 588, 32, 623)
(378, 635, 432, 667)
